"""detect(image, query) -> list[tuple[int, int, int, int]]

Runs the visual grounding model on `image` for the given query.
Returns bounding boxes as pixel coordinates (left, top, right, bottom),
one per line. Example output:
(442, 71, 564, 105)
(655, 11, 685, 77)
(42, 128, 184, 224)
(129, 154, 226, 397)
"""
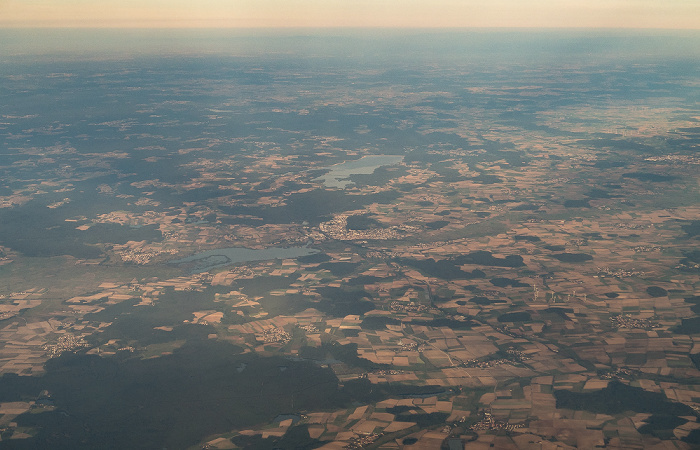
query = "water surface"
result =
(315, 155, 404, 188)
(170, 246, 318, 273)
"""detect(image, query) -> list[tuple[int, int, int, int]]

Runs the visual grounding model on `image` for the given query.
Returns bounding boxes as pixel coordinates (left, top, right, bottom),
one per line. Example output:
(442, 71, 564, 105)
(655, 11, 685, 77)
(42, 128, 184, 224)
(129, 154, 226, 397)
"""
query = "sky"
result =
(0, 0, 699, 29)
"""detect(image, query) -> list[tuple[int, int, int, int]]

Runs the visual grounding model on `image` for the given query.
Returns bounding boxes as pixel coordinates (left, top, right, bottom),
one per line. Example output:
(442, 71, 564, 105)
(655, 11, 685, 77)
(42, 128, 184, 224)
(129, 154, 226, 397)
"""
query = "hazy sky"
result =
(1, 0, 699, 28)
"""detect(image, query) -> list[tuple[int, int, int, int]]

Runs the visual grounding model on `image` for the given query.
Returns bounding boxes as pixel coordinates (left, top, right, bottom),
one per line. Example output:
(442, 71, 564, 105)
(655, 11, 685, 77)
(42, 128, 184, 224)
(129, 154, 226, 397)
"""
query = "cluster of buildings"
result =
(633, 245, 662, 253)
(390, 301, 428, 313)
(505, 348, 529, 361)
(344, 432, 382, 449)
(463, 358, 511, 369)
(676, 260, 700, 271)
(600, 367, 639, 380)
(42, 334, 89, 358)
(597, 266, 644, 278)
(365, 250, 400, 259)
(493, 326, 521, 339)
(470, 411, 524, 432)
(461, 349, 527, 369)
(441, 416, 469, 434)
(318, 214, 404, 241)
(359, 369, 405, 379)
(0, 312, 16, 321)
(260, 327, 291, 344)
(610, 314, 661, 329)
(645, 155, 700, 164)
(299, 324, 319, 333)
(396, 340, 423, 352)
(614, 222, 650, 230)
(117, 247, 177, 265)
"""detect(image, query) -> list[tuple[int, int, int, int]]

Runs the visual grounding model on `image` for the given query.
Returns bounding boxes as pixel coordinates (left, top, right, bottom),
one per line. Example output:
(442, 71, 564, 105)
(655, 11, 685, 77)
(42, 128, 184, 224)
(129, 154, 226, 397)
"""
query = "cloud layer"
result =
(1, 0, 698, 28)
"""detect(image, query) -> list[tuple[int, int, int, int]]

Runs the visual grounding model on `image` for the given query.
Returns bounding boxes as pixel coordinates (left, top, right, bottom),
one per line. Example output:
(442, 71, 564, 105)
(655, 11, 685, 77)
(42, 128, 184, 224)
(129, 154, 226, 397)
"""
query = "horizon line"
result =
(2, 25, 700, 31)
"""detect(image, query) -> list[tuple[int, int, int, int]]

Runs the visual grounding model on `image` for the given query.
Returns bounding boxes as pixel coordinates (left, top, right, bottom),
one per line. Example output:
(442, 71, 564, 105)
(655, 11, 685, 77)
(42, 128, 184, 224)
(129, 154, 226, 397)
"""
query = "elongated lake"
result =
(170, 246, 318, 273)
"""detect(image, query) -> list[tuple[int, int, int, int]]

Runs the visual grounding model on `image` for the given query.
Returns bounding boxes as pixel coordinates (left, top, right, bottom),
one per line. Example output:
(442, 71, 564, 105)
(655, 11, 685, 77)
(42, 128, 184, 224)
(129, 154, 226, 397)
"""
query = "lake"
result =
(315, 155, 404, 188)
(170, 246, 318, 273)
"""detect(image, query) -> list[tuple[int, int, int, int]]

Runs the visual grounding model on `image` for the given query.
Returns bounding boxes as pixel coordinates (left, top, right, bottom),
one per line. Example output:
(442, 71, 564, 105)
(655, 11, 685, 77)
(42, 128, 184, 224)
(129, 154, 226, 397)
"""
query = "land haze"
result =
(0, 30, 698, 449)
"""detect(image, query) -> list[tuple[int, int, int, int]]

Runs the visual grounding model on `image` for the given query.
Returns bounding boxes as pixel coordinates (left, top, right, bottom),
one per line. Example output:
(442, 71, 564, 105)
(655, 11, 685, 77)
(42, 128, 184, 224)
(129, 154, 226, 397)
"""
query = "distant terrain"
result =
(0, 30, 699, 449)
